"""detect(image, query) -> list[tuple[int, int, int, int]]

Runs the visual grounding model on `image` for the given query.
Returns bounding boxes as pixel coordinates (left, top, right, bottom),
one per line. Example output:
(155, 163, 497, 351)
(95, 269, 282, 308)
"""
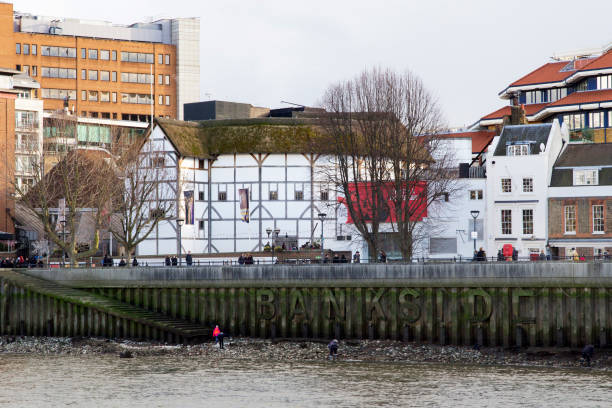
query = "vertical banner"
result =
(184, 190, 194, 224)
(239, 188, 250, 223)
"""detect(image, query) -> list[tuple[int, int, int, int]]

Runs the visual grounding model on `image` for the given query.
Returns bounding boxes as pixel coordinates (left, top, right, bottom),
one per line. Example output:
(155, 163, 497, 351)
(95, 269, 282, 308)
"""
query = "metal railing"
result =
(15, 142, 41, 153)
(15, 120, 40, 131)
(3, 254, 611, 269)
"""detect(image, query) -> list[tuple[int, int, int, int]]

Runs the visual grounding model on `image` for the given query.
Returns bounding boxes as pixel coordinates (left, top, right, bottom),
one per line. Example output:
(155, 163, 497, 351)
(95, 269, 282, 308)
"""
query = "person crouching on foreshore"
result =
(328, 339, 339, 360)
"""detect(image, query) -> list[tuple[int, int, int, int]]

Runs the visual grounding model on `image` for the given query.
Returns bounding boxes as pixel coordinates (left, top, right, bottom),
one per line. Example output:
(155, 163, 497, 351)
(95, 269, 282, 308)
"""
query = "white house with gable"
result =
(484, 120, 568, 258)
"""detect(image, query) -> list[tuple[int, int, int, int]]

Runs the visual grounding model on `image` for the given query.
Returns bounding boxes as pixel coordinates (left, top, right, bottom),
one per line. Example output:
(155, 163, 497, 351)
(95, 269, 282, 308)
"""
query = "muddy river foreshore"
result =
(1, 336, 609, 371)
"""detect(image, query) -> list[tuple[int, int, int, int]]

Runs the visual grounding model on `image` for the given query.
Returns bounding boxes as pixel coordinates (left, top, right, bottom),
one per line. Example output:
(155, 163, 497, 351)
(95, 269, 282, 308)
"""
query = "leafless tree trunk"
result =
(108, 140, 174, 266)
(320, 67, 458, 260)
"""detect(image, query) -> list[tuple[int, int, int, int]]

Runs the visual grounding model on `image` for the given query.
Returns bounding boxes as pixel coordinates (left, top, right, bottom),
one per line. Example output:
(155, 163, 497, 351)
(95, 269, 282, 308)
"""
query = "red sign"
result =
(337, 181, 427, 224)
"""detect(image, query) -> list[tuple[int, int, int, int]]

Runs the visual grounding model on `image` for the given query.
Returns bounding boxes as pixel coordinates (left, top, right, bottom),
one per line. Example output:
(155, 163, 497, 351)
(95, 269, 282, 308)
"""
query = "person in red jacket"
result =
(213, 325, 225, 349)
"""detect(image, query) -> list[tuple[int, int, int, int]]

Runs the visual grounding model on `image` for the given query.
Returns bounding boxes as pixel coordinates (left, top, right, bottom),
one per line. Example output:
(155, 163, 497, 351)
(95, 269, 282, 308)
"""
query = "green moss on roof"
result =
(156, 119, 208, 158)
(155, 118, 329, 157)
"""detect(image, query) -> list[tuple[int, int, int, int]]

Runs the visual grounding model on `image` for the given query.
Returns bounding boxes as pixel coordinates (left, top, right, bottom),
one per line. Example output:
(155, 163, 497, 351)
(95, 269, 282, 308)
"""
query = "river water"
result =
(0, 354, 610, 407)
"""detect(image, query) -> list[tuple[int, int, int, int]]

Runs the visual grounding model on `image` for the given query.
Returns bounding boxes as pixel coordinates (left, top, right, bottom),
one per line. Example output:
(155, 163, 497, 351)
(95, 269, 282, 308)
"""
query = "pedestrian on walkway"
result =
(186, 251, 193, 266)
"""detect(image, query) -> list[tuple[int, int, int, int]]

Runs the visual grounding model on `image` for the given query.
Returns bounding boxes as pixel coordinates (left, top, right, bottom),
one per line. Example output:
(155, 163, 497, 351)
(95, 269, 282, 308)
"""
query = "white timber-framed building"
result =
(137, 118, 360, 259)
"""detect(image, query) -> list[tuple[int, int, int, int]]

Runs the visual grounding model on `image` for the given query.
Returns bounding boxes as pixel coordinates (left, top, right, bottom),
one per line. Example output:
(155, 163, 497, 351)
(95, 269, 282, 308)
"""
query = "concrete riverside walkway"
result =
(0, 270, 210, 342)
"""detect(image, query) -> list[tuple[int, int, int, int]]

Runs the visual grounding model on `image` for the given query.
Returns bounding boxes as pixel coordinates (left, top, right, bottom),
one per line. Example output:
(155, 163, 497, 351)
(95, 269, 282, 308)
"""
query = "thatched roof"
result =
(156, 118, 327, 158)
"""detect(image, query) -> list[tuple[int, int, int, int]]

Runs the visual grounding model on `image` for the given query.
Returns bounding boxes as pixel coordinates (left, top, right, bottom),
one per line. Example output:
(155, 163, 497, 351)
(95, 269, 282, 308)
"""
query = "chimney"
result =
(510, 105, 527, 125)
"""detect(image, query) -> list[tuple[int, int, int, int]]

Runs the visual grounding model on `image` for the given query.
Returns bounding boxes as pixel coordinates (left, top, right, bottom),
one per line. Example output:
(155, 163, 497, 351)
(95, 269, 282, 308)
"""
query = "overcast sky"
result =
(13, 0, 612, 127)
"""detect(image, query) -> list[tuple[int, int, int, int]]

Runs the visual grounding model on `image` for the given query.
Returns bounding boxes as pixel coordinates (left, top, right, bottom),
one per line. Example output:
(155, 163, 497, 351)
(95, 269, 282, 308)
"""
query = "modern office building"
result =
(13, 73, 43, 193)
(479, 42, 612, 143)
(1, 2, 199, 121)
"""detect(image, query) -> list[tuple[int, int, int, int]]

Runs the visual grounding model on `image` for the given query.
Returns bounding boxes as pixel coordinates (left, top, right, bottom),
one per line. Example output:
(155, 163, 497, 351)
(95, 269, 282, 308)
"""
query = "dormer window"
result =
(507, 144, 529, 156)
(573, 169, 598, 186)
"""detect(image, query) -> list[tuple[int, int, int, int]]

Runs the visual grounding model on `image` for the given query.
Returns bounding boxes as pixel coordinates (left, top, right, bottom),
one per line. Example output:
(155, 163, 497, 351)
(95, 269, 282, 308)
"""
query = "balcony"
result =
(15, 141, 41, 154)
(458, 163, 486, 178)
(569, 128, 611, 144)
(15, 120, 40, 132)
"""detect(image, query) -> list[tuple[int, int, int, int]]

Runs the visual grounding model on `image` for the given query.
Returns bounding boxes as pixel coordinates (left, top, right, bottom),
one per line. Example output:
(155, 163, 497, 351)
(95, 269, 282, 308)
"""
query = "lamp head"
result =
(470, 210, 480, 219)
(318, 213, 327, 221)
(177, 218, 184, 226)
(266, 227, 272, 235)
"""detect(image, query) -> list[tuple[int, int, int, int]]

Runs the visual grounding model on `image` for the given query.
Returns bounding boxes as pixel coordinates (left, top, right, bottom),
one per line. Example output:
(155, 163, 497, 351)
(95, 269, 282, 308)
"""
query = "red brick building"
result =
(548, 144, 612, 258)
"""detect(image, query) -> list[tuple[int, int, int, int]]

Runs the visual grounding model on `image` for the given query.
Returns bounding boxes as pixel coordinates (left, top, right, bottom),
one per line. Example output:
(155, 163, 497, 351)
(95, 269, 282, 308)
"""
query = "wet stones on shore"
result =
(1, 336, 609, 370)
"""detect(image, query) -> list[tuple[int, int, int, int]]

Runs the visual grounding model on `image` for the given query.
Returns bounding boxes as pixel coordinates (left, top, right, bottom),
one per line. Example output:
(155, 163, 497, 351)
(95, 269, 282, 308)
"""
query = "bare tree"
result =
(108, 140, 174, 266)
(320, 67, 458, 260)
(14, 114, 117, 266)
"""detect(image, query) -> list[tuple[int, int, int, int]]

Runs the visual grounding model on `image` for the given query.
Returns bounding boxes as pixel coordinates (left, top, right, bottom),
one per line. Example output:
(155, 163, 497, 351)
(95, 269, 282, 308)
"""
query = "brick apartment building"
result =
(548, 144, 612, 259)
(0, 2, 200, 121)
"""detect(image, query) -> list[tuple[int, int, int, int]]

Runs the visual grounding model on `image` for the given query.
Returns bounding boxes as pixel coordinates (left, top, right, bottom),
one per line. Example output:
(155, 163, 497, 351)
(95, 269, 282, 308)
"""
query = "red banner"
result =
(337, 181, 427, 224)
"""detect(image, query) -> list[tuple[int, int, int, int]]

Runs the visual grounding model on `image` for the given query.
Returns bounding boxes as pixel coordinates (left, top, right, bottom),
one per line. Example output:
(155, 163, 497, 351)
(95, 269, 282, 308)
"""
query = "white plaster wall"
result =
(484, 120, 566, 257)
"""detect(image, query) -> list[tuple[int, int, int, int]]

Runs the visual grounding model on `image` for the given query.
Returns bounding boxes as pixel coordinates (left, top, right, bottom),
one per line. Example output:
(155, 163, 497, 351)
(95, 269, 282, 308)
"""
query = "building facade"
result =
(425, 136, 486, 259)
(479, 42, 612, 144)
(137, 118, 359, 259)
(548, 144, 612, 258)
(13, 73, 43, 193)
(0, 2, 200, 121)
(485, 121, 567, 258)
(0, 68, 19, 239)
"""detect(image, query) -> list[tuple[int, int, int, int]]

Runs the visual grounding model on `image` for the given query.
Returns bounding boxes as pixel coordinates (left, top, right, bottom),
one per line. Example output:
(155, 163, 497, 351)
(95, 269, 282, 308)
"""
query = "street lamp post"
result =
(273, 227, 280, 264)
(177, 218, 184, 266)
(266, 227, 272, 264)
(318, 213, 327, 263)
(470, 210, 480, 255)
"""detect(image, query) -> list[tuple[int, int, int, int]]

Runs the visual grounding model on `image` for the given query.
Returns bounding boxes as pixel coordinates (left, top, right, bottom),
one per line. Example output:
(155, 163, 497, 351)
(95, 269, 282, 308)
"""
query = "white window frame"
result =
(564, 205, 576, 235)
(522, 177, 533, 193)
(501, 209, 512, 235)
(522, 209, 533, 235)
(501, 178, 512, 193)
(506, 144, 529, 156)
(469, 190, 483, 200)
(573, 169, 598, 186)
(588, 111, 604, 128)
(593, 204, 604, 234)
